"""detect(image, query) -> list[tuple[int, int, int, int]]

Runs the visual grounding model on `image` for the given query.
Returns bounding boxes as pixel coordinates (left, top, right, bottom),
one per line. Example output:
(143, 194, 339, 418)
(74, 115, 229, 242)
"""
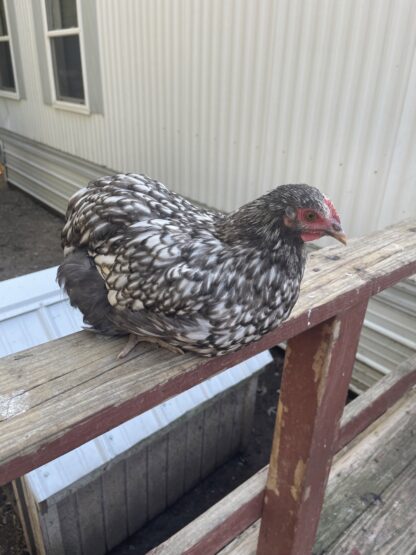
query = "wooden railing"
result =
(0, 218, 415, 554)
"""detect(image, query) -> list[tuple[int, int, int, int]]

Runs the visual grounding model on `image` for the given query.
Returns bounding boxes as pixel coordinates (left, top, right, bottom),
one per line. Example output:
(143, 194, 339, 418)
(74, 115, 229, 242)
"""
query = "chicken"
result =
(58, 174, 346, 357)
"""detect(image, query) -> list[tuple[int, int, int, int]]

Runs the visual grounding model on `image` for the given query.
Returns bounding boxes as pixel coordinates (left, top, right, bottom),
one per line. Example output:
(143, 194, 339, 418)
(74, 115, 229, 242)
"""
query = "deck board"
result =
(326, 458, 416, 555)
(315, 389, 416, 553)
(215, 388, 416, 554)
(0, 219, 415, 485)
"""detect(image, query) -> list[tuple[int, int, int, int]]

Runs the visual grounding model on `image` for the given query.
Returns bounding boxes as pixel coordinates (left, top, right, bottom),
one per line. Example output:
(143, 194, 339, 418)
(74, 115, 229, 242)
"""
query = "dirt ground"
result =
(0, 186, 63, 282)
(0, 184, 282, 554)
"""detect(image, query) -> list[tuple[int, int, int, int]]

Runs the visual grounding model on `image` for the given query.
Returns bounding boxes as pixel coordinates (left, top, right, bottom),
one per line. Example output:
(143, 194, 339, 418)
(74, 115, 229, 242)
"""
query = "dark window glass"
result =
(0, 41, 15, 91)
(0, 0, 8, 36)
(46, 0, 77, 30)
(50, 35, 84, 102)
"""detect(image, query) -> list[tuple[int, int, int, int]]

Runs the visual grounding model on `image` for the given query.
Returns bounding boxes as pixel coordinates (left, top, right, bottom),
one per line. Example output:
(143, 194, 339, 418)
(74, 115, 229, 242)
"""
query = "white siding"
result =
(1, 0, 416, 237)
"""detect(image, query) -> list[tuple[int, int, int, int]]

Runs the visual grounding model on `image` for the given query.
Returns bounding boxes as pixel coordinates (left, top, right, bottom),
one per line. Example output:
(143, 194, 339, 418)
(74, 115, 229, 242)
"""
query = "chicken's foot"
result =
(117, 334, 184, 359)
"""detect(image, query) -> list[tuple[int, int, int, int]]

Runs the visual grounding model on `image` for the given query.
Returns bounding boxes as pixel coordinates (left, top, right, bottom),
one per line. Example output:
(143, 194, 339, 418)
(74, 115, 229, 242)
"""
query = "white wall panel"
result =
(1, 0, 415, 238)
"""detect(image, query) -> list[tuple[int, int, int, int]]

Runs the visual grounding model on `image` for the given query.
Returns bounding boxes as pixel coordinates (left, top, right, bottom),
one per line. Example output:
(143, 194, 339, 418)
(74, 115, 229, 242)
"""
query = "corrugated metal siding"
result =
(1, 131, 115, 214)
(1, 0, 416, 237)
(351, 276, 416, 394)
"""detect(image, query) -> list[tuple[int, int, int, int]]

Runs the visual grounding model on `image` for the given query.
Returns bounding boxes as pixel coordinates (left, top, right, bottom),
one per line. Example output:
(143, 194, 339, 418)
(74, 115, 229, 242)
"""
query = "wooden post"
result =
(257, 302, 367, 555)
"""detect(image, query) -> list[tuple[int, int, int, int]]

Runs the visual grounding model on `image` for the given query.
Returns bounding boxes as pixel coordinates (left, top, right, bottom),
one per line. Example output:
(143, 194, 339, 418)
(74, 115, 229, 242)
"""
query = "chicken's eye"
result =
(305, 211, 317, 222)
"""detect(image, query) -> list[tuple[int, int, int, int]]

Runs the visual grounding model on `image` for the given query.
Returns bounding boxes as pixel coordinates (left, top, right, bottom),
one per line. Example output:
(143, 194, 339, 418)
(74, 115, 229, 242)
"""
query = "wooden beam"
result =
(216, 389, 416, 554)
(0, 219, 415, 485)
(257, 303, 367, 555)
(148, 468, 267, 555)
(323, 456, 416, 554)
(316, 389, 416, 553)
(336, 353, 416, 450)
(151, 359, 416, 555)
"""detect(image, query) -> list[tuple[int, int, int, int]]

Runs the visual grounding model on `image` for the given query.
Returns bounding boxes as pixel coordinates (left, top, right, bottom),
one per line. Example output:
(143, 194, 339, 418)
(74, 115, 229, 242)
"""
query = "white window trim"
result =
(40, 0, 91, 114)
(0, 0, 20, 100)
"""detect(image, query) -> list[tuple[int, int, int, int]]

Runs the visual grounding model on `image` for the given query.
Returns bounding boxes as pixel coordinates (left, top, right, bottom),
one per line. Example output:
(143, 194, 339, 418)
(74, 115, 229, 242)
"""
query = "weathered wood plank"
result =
(257, 303, 367, 555)
(315, 389, 416, 553)
(147, 437, 168, 520)
(325, 457, 416, 555)
(239, 378, 259, 450)
(39, 502, 65, 555)
(57, 493, 82, 555)
(200, 402, 222, 478)
(218, 522, 259, 555)
(229, 384, 248, 454)
(20, 476, 48, 555)
(148, 365, 416, 555)
(102, 459, 128, 550)
(215, 393, 237, 468)
(215, 389, 416, 555)
(126, 447, 148, 533)
(337, 353, 416, 450)
(166, 426, 187, 505)
(148, 468, 266, 555)
(76, 477, 106, 554)
(12, 478, 39, 555)
(184, 411, 204, 491)
(0, 219, 415, 485)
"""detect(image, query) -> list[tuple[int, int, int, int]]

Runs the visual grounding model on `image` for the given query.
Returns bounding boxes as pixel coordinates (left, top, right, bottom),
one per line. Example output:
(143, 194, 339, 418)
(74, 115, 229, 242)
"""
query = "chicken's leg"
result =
(117, 334, 184, 359)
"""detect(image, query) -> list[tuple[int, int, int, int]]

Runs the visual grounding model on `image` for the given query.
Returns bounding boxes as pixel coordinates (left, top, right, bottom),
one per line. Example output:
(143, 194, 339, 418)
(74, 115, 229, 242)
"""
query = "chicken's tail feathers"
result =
(57, 249, 123, 336)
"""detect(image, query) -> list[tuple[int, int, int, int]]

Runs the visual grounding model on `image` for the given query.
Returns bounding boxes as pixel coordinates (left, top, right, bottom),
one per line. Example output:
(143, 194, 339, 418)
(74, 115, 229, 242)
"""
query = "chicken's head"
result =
(280, 184, 347, 245)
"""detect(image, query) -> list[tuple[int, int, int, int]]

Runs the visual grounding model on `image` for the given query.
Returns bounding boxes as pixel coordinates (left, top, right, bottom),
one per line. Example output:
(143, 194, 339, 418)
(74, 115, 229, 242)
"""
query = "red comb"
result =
(324, 196, 340, 222)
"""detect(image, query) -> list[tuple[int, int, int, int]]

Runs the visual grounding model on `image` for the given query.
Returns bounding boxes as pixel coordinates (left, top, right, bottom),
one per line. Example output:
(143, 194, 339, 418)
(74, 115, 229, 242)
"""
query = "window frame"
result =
(0, 0, 20, 100)
(41, 0, 91, 114)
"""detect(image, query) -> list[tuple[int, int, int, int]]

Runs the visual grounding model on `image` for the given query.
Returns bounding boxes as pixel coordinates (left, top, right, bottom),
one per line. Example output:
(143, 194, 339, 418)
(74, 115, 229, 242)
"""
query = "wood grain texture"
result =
(147, 437, 168, 520)
(316, 389, 416, 553)
(0, 219, 415, 485)
(39, 502, 65, 555)
(148, 468, 267, 555)
(20, 476, 48, 555)
(200, 402, 222, 479)
(184, 411, 204, 491)
(216, 389, 416, 554)
(217, 522, 259, 555)
(239, 378, 259, 450)
(102, 459, 128, 550)
(325, 457, 416, 555)
(151, 372, 416, 555)
(126, 448, 148, 533)
(166, 426, 187, 505)
(215, 393, 236, 468)
(76, 477, 106, 555)
(12, 478, 39, 555)
(337, 353, 416, 450)
(57, 493, 82, 555)
(257, 304, 367, 555)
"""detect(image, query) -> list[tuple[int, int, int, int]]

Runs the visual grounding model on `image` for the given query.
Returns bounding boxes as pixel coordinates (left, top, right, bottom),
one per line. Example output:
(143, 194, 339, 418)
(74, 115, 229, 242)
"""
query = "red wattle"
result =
(301, 232, 324, 242)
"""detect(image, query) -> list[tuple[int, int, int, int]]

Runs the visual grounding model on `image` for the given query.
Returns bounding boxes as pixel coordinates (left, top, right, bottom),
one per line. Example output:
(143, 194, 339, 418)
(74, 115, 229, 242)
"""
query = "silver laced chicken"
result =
(58, 174, 346, 358)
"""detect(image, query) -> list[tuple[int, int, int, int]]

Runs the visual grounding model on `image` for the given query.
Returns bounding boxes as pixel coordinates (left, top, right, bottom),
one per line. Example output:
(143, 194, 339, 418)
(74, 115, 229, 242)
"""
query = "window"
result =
(45, 0, 85, 103)
(42, 0, 88, 109)
(33, 0, 102, 114)
(0, 0, 18, 97)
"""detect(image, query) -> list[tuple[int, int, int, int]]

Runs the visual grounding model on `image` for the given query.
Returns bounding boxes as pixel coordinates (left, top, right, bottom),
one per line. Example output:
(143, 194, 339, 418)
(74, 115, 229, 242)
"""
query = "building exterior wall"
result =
(0, 0, 415, 238)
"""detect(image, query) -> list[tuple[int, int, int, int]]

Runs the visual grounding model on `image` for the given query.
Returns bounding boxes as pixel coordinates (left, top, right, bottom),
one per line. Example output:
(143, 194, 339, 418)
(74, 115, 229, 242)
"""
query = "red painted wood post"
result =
(257, 302, 368, 555)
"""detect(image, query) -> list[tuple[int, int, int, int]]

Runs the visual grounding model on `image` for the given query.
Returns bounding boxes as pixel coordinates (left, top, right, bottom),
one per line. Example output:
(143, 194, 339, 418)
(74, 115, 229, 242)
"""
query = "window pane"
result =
(0, 41, 16, 91)
(0, 0, 8, 36)
(46, 0, 77, 30)
(50, 35, 84, 102)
